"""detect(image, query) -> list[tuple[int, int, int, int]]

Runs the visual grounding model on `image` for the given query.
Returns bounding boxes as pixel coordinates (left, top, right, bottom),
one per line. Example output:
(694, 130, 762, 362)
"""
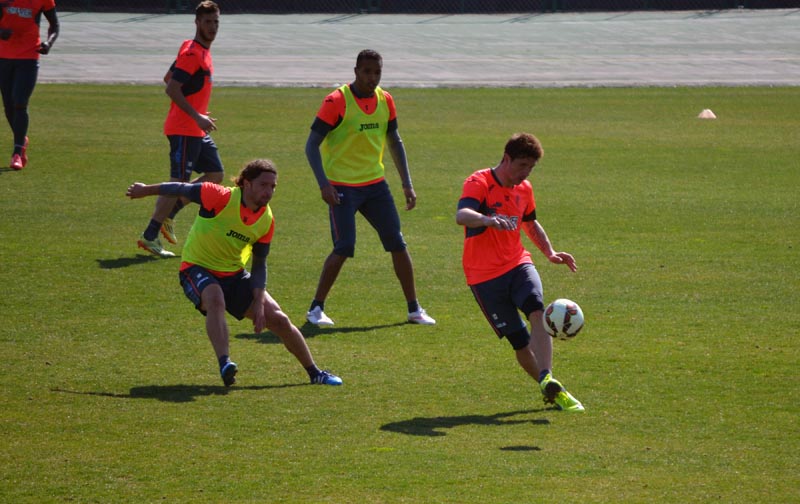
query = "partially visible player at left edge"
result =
(0, 0, 59, 170)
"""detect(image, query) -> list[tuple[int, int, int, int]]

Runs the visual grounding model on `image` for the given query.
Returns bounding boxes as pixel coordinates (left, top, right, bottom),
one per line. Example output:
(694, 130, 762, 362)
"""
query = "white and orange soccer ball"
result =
(543, 298, 584, 339)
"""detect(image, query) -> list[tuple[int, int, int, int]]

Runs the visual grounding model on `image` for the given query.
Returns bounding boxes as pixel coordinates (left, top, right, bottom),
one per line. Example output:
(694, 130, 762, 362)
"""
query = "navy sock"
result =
(168, 200, 185, 219)
(305, 364, 321, 379)
(143, 219, 162, 241)
(407, 300, 420, 313)
(538, 369, 551, 383)
(218, 355, 231, 371)
(309, 300, 324, 311)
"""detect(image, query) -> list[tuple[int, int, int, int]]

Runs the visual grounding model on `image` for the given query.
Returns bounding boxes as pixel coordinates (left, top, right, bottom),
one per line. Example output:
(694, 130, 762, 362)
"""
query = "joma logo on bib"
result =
(358, 122, 379, 132)
(226, 229, 250, 243)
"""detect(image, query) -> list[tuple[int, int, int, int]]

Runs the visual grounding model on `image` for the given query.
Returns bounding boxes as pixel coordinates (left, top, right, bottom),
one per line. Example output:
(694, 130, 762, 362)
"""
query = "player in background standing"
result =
(126, 159, 343, 387)
(0, 0, 59, 170)
(456, 132, 584, 412)
(304, 49, 435, 327)
(137, 0, 224, 258)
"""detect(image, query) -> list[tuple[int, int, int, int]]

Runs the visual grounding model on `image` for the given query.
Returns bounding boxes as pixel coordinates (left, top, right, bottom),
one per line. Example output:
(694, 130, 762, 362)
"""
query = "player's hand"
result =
(250, 290, 268, 333)
(403, 186, 417, 210)
(38, 41, 51, 54)
(126, 182, 148, 199)
(486, 214, 515, 230)
(252, 308, 266, 334)
(549, 252, 578, 272)
(196, 114, 216, 133)
(321, 185, 341, 206)
(0, 29, 12, 41)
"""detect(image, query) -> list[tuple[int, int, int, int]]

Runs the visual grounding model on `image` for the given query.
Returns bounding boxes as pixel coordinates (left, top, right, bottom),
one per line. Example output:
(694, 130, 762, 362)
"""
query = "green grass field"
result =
(1, 84, 798, 503)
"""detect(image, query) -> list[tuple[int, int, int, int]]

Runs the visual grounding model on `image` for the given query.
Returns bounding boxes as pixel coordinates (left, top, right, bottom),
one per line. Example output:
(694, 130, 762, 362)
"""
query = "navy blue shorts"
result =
(469, 263, 545, 339)
(179, 265, 253, 320)
(329, 180, 406, 257)
(168, 134, 224, 181)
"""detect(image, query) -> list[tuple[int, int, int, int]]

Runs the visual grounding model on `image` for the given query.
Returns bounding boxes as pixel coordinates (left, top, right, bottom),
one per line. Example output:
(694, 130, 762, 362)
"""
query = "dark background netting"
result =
(58, 0, 800, 14)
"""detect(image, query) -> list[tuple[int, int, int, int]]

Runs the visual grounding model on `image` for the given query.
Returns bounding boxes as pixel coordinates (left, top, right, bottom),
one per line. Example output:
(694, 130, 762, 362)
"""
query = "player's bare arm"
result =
(456, 207, 515, 230)
(522, 220, 578, 272)
(165, 79, 216, 132)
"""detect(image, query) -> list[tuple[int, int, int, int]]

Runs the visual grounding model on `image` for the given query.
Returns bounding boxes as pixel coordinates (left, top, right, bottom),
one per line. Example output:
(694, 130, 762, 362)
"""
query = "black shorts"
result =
(0, 58, 39, 107)
(329, 180, 406, 257)
(168, 134, 224, 180)
(469, 263, 545, 339)
(179, 265, 253, 320)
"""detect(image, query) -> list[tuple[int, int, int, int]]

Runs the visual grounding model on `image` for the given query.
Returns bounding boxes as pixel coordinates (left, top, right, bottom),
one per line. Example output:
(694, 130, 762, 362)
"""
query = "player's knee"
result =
(333, 244, 355, 257)
(521, 295, 545, 319)
(200, 288, 226, 313)
(381, 233, 407, 252)
(266, 308, 292, 332)
(201, 297, 225, 314)
(506, 328, 531, 350)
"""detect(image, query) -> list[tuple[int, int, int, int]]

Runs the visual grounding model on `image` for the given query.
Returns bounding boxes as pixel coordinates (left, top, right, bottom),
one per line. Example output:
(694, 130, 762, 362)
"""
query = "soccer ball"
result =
(543, 298, 584, 339)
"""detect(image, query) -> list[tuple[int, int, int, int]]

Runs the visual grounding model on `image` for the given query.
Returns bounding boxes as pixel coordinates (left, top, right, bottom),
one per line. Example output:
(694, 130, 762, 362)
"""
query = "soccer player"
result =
(456, 133, 584, 412)
(137, 0, 224, 258)
(0, 0, 59, 170)
(126, 159, 343, 387)
(304, 49, 435, 327)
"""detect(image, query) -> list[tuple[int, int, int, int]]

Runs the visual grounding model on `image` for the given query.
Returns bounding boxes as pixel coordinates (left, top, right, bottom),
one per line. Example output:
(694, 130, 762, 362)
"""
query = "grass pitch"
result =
(0, 84, 798, 503)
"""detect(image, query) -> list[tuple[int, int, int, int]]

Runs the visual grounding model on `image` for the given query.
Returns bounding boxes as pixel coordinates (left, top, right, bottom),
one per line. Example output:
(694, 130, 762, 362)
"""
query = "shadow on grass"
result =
(52, 382, 303, 403)
(380, 409, 550, 437)
(500, 445, 543, 452)
(235, 321, 409, 344)
(96, 254, 180, 269)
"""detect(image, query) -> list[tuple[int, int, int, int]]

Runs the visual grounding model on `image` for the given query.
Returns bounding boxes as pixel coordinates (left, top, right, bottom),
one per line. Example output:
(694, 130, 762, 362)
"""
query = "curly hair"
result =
(234, 159, 277, 188)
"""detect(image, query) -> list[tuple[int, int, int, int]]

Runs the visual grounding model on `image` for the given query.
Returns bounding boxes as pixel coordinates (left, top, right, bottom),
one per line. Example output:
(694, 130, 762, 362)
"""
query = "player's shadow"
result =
(301, 320, 410, 337)
(96, 254, 180, 269)
(52, 382, 302, 403)
(380, 409, 550, 437)
(236, 321, 409, 343)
